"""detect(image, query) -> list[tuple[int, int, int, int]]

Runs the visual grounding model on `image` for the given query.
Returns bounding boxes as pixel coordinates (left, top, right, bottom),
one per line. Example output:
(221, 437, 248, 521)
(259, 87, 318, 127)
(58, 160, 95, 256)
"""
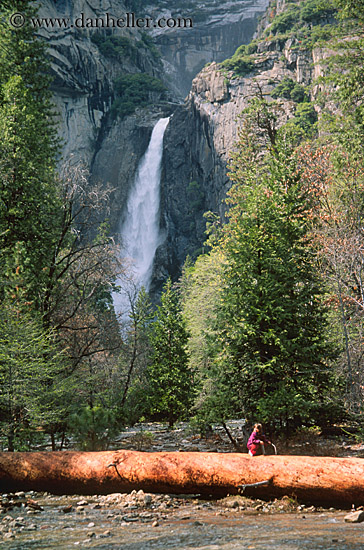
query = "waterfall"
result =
(113, 117, 170, 316)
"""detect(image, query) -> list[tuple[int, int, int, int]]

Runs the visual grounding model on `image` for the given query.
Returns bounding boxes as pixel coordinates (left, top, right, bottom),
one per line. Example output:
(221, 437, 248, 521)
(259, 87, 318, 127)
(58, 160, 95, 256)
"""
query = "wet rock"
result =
(306, 506, 316, 513)
(26, 498, 43, 511)
(62, 505, 73, 513)
(76, 500, 88, 506)
(152, 520, 159, 527)
(122, 514, 139, 522)
(344, 511, 364, 523)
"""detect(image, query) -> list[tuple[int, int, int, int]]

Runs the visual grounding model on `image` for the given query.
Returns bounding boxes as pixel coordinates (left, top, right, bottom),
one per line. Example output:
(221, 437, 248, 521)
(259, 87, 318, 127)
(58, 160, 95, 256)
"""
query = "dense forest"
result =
(1, 0, 364, 452)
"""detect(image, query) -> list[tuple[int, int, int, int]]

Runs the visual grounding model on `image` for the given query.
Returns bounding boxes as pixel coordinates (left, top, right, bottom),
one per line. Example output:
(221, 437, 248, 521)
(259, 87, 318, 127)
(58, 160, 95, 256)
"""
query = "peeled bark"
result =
(0, 450, 363, 506)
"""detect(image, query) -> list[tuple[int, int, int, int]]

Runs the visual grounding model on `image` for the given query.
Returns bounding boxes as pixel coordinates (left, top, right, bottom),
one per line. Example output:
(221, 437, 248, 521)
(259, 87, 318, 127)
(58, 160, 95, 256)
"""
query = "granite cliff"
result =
(156, 0, 336, 291)
(38, 0, 332, 295)
(38, 0, 268, 236)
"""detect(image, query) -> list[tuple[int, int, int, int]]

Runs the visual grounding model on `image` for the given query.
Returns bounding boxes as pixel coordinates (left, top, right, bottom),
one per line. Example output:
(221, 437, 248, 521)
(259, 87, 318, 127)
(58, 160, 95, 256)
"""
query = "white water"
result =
(113, 117, 170, 316)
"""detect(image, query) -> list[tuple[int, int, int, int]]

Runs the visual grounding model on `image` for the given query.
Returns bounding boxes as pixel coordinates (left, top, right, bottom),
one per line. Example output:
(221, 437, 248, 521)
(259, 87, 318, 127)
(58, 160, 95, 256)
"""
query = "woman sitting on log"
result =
(247, 423, 271, 456)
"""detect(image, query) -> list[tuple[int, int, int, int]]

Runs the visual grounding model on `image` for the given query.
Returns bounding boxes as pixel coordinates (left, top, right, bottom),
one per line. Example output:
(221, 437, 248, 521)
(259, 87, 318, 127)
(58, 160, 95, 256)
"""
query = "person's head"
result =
(254, 423, 263, 434)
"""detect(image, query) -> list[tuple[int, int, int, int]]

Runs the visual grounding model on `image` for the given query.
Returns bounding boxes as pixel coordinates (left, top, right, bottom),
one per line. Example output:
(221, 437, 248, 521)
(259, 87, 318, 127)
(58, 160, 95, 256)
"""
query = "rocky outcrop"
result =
(39, 0, 165, 168)
(38, 0, 326, 296)
(38, 0, 270, 255)
(157, 22, 321, 285)
(150, 0, 270, 97)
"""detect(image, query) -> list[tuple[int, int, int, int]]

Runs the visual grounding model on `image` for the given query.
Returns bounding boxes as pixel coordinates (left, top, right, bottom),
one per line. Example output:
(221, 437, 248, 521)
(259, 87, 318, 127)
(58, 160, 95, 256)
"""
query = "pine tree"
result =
(211, 120, 340, 432)
(147, 279, 194, 427)
(0, 0, 60, 306)
(0, 298, 67, 451)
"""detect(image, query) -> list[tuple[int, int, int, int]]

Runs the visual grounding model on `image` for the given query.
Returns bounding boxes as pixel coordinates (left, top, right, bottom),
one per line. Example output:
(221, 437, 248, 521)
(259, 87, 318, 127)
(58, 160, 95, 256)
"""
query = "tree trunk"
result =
(1, 450, 364, 506)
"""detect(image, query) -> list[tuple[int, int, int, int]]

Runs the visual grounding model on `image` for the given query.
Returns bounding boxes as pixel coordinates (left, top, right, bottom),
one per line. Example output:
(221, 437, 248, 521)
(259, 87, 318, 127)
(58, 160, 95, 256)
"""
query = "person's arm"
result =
(250, 432, 261, 445)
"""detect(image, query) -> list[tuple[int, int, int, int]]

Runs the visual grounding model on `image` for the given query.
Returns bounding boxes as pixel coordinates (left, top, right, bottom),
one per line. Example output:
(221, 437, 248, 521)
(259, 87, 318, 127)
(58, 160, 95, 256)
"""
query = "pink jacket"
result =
(247, 430, 269, 450)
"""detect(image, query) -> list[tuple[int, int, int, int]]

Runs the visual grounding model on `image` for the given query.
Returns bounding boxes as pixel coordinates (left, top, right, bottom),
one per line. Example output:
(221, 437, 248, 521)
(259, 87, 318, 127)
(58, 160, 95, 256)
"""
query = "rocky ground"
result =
(109, 419, 364, 458)
(2, 489, 364, 549)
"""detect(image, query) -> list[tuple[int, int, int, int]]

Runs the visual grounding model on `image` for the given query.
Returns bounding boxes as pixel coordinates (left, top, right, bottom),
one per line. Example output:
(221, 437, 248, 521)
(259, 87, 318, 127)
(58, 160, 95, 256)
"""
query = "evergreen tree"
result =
(210, 120, 340, 432)
(147, 279, 194, 427)
(0, 0, 60, 306)
(118, 286, 154, 424)
(0, 297, 67, 451)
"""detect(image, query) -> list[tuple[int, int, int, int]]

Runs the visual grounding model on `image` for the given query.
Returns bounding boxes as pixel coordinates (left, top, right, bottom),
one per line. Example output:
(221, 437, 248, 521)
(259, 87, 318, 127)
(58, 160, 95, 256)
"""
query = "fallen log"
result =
(1, 450, 364, 506)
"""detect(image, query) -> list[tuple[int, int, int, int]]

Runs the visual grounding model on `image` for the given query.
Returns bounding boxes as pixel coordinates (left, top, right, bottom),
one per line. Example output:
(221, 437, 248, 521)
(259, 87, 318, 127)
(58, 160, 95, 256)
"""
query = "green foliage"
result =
(180, 250, 224, 407)
(0, 300, 67, 451)
(0, 1, 61, 306)
(147, 279, 194, 427)
(293, 102, 318, 131)
(301, 0, 335, 22)
(268, 0, 335, 36)
(269, 3, 301, 34)
(271, 77, 309, 103)
(118, 286, 154, 425)
(220, 151, 336, 428)
(111, 73, 166, 118)
(220, 54, 254, 77)
(188, 99, 341, 432)
(0, 2, 124, 449)
(139, 32, 161, 60)
(334, 0, 364, 21)
(220, 0, 337, 77)
(91, 33, 137, 61)
(70, 406, 120, 451)
(129, 428, 155, 450)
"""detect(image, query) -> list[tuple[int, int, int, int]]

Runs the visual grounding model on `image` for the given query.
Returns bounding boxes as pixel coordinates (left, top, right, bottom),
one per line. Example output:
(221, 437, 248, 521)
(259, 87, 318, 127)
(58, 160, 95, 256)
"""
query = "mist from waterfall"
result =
(113, 117, 170, 317)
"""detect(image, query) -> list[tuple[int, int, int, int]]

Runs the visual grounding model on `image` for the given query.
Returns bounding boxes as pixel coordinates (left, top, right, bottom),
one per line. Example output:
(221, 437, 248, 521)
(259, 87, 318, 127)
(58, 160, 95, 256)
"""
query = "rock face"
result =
(35, 0, 273, 296)
(148, 0, 270, 97)
(39, 0, 330, 297)
(38, 0, 170, 233)
(157, 20, 325, 288)
(38, 1, 270, 266)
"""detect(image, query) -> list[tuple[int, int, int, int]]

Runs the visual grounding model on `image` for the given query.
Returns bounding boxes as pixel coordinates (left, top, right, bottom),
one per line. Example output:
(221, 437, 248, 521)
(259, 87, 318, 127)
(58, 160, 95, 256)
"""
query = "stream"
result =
(1, 491, 364, 549)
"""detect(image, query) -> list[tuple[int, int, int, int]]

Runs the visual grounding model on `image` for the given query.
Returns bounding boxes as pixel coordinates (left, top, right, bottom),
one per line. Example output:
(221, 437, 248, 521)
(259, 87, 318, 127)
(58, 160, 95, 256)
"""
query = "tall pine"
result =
(147, 279, 194, 427)
(0, 0, 60, 305)
(212, 120, 340, 432)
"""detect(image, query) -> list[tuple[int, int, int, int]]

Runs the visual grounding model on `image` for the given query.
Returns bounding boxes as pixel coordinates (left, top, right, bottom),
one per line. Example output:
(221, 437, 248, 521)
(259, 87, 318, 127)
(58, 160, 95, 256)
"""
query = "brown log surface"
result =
(0, 450, 363, 505)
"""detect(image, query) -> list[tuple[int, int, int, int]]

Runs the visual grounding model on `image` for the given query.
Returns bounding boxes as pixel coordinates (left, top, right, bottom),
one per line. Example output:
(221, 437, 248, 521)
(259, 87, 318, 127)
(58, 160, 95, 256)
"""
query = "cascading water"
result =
(113, 117, 170, 316)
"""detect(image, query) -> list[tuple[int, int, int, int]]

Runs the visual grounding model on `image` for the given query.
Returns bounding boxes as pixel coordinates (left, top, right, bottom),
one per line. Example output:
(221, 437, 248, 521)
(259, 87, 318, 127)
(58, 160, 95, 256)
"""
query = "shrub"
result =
(294, 102, 318, 130)
(300, 0, 335, 23)
(269, 4, 300, 34)
(69, 405, 119, 450)
(111, 73, 166, 118)
(92, 33, 137, 62)
(221, 55, 254, 77)
(139, 32, 161, 60)
(271, 77, 309, 103)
